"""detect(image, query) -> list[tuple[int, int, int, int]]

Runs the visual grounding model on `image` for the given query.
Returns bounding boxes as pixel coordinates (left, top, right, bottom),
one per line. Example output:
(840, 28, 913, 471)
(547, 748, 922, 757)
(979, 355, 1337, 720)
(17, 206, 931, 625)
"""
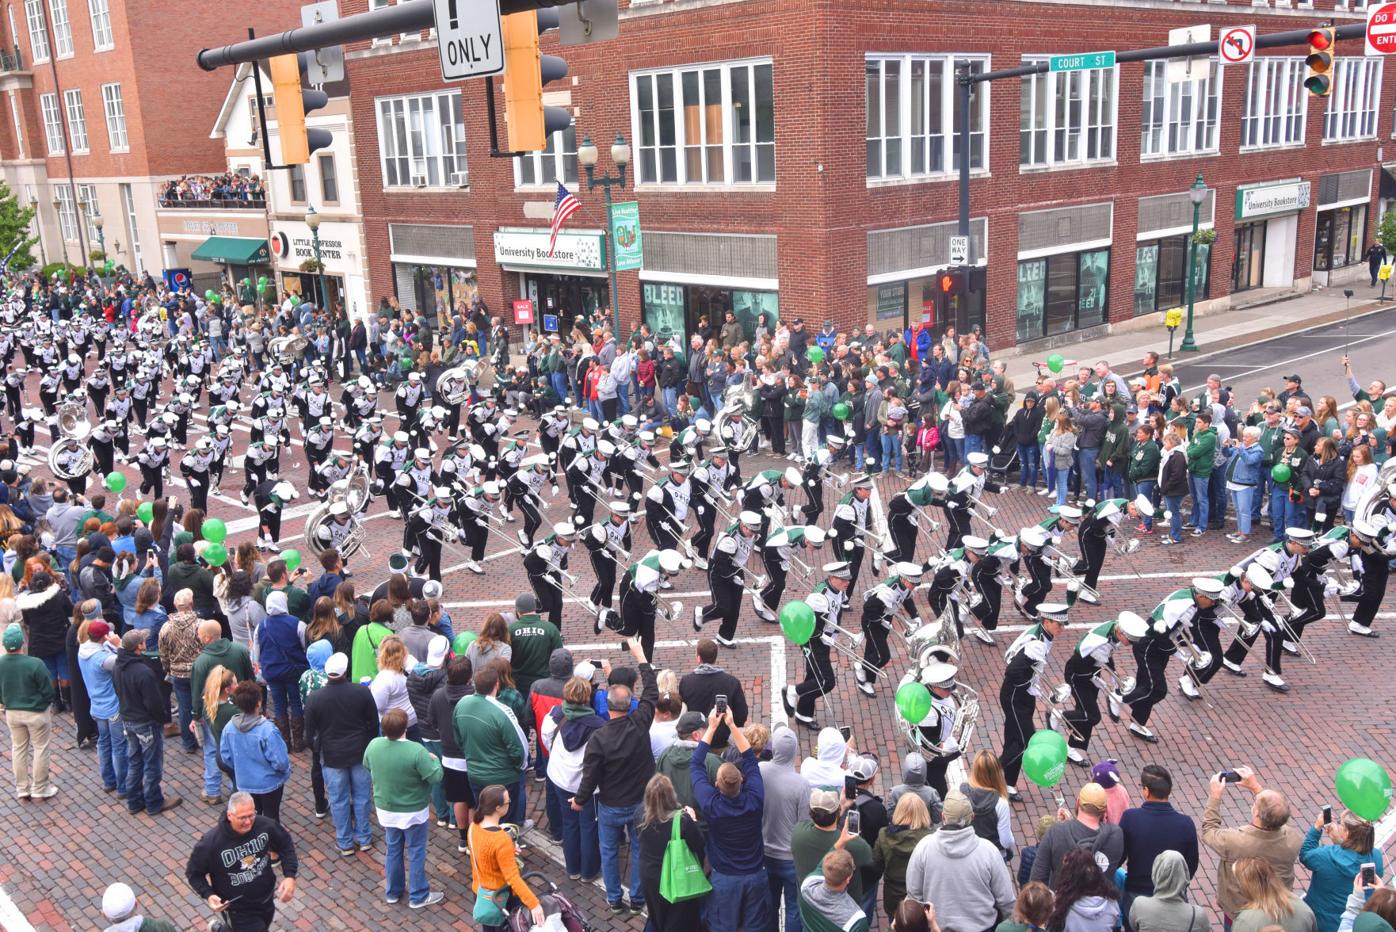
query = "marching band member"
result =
(374, 431, 412, 517)
(781, 561, 853, 730)
(856, 562, 924, 697)
(1176, 576, 1227, 702)
(313, 501, 358, 567)
(584, 501, 632, 612)
(52, 438, 90, 493)
(904, 658, 967, 797)
(644, 459, 692, 556)
(966, 535, 1017, 643)
(3, 365, 24, 419)
(566, 442, 610, 526)
(297, 376, 333, 437)
(496, 437, 527, 509)
(37, 368, 60, 418)
(887, 476, 942, 563)
(1285, 525, 1352, 647)
(924, 546, 969, 635)
(314, 450, 356, 498)
(942, 451, 1001, 550)
(342, 376, 378, 429)
(1000, 599, 1070, 800)
(90, 419, 117, 477)
(136, 435, 169, 499)
(670, 417, 711, 463)
(250, 478, 298, 552)
(179, 438, 215, 513)
(522, 522, 576, 629)
(612, 549, 684, 659)
(1345, 483, 1396, 637)
(457, 480, 503, 577)
(394, 448, 440, 548)
(560, 417, 600, 509)
(1014, 525, 1054, 619)
(1215, 563, 1291, 691)
(506, 455, 551, 548)
(756, 524, 826, 623)
(693, 510, 764, 647)
(690, 447, 735, 569)
(1069, 497, 1145, 604)
(830, 476, 875, 591)
(86, 364, 110, 417)
(1120, 579, 1216, 743)
(303, 417, 337, 492)
(395, 371, 427, 426)
(614, 429, 660, 504)
(538, 405, 570, 485)
(1056, 610, 1148, 765)
(800, 435, 846, 524)
(409, 484, 470, 581)
(59, 353, 83, 393)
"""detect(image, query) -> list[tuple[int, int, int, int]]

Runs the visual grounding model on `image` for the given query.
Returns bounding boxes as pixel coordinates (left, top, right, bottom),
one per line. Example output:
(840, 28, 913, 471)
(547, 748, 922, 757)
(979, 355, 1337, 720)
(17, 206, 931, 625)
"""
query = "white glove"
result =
(697, 506, 705, 516)
(1229, 565, 1244, 578)
(983, 505, 997, 517)
(188, 478, 200, 487)
(941, 738, 960, 756)
(909, 616, 924, 629)
(844, 540, 854, 552)
(1283, 578, 1294, 590)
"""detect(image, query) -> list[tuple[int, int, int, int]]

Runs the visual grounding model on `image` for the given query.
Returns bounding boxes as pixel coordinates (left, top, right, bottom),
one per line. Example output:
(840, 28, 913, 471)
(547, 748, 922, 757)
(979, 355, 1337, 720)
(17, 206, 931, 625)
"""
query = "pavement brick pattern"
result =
(4, 380, 1396, 929)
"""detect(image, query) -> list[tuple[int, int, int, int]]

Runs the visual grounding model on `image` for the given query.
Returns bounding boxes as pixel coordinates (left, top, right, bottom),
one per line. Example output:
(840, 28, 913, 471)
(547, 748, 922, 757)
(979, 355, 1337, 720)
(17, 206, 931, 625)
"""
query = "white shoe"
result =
(1128, 722, 1158, 743)
(715, 634, 735, 648)
(1281, 640, 1300, 655)
(660, 579, 672, 589)
(592, 609, 606, 636)
(854, 663, 867, 686)
(550, 485, 559, 496)
(264, 540, 280, 553)
(1222, 659, 1247, 677)
(387, 510, 401, 519)
(1178, 675, 1199, 700)
(692, 606, 703, 633)
(1067, 748, 1087, 765)
(1048, 708, 1067, 737)
(782, 685, 797, 718)
(1348, 621, 1378, 637)
(1339, 580, 1362, 597)
(505, 513, 516, 523)
(1036, 488, 1052, 497)
(971, 627, 994, 644)
(516, 530, 529, 547)
(466, 561, 484, 575)
(856, 679, 875, 697)
(1077, 591, 1100, 605)
(1262, 672, 1290, 693)
(693, 557, 709, 571)
(1106, 694, 1121, 720)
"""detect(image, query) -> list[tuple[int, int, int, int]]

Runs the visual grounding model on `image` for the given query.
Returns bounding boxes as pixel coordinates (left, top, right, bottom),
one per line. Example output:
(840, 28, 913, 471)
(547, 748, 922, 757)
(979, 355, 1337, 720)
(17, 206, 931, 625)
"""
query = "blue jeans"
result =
(556, 783, 600, 880)
(963, 432, 983, 456)
(1270, 484, 1291, 542)
(323, 763, 374, 849)
(199, 721, 222, 796)
(1078, 447, 1100, 502)
(708, 867, 773, 932)
(849, 442, 865, 470)
(123, 720, 165, 814)
(865, 427, 881, 472)
(543, 774, 564, 840)
(171, 677, 198, 752)
(881, 432, 903, 472)
(550, 372, 569, 403)
(1100, 468, 1124, 500)
(617, 385, 631, 416)
(1232, 486, 1256, 537)
(597, 800, 643, 907)
(266, 676, 303, 720)
(1188, 475, 1210, 529)
(662, 386, 678, 417)
(1017, 443, 1040, 487)
(1135, 479, 1157, 531)
(53, 545, 76, 590)
(1209, 470, 1227, 527)
(1254, 475, 1270, 522)
(1165, 494, 1185, 542)
(96, 714, 128, 794)
(384, 819, 430, 905)
(942, 435, 962, 473)
(1054, 464, 1070, 505)
(765, 856, 802, 932)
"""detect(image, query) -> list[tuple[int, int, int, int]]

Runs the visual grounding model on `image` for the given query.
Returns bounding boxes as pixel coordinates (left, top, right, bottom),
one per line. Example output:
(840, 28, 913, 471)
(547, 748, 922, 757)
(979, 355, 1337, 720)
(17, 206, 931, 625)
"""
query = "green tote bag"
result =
(659, 812, 711, 903)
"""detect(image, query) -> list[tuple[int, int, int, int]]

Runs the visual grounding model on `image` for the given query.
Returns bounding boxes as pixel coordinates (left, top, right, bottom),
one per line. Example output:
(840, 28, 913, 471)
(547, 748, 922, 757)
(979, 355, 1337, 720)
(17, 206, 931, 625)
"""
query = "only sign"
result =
(1368, 2, 1396, 55)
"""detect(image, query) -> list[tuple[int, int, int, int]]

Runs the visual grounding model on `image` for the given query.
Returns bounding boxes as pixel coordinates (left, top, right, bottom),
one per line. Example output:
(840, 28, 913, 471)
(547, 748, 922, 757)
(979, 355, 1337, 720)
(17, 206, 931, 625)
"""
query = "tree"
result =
(0, 181, 37, 270)
(1378, 208, 1396, 258)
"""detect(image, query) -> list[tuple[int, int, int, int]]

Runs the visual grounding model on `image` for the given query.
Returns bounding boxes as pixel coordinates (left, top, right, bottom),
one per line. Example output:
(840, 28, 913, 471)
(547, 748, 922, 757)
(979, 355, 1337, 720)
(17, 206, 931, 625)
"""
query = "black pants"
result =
(1122, 637, 1171, 726)
(692, 501, 718, 558)
(245, 463, 268, 500)
(1187, 620, 1223, 686)
(1061, 655, 1100, 752)
(1222, 622, 1285, 675)
(139, 465, 163, 499)
(970, 581, 1003, 631)
(518, 497, 543, 548)
(795, 639, 835, 717)
(889, 513, 917, 563)
(617, 576, 657, 660)
(845, 543, 865, 593)
(310, 744, 327, 815)
(860, 611, 893, 675)
(648, 517, 680, 552)
(252, 785, 284, 823)
(416, 539, 443, 582)
(590, 552, 618, 608)
(261, 511, 282, 546)
(699, 572, 742, 642)
(1287, 574, 1326, 637)
(802, 483, 824, 524)
(759, 559, 787, 613)
(213, 900, 277, 932)
(1074, 534, 1107, 589)
(573, 488, 598, 526)
(944, 508, 971, 551)
(763, 415, 784, 455)
(999, 680, 1036, 787)
(531, 574, 564, 628)
(922, 753, 953, 799)
(1351, 549, 1389, 629)
(132, 396, 148, 427)
(93, 443, 114, 478)
(187, 471, 210, 513)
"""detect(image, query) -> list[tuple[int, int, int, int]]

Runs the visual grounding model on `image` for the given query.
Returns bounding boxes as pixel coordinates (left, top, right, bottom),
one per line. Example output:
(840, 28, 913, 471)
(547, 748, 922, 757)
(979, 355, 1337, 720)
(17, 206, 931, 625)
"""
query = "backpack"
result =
(1071, 823, 1122, 874)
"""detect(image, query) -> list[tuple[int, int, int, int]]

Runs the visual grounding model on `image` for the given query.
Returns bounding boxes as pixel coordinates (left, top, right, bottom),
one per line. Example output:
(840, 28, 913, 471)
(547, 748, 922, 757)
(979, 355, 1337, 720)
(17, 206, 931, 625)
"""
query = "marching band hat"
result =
(1191, 576, 1225, 597)
(553, 404, 567, 413)
(669, 459, 693, 474)
(272, 481, 297, 501)
(1037, 602, 1071, 622)
(658, 549, 684, 574)
(739, 511, 763, 528)
(523, 454, 549, 469)
(610, 501, 631, 515)
(827, 435, 847, 448)
(824, 561, 853, 580)
(1284, 527, 1314, 545)
(787, 466, 805, 486)
(621, 414, 638, 428)
(407, 371, 422, 382)
(1019, 525, 1049, 549)
(927, 472, 949, 494)
(388, 551, 411, 573)
(966, 451, 989, 466)
(851, 475, 873, 490)
(639, 430, 656, 443)
(962, 536, 990, 554)
(328, 501, 349, 516)
(1132, 493, 1155, 518)
(694, 418, 712, 433)
(1056, 505, 1083, 521)
(895, 561, 924, 579)
(920, 660, 958, 689)
(553, 521, 576, 538)
(393, 431, 409, 443)
(414, 448, 431, 461)
(582, 417, 600, 431)
(1116, 611, 1149, 640)
(318, 416, 333, 428)
(596, 440, 615, 456)
(708, 446, 729, 457)
(481, 481, 501, 496)
(1352, 518, 1380, 542)
(1245, 563, 1274, 590)
(803, 526, 827, 545)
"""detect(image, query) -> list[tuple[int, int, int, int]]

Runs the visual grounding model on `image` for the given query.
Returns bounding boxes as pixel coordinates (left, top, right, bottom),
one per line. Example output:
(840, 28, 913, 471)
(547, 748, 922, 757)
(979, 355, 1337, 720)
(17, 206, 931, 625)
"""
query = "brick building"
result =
(0, 0, 300, 277)
(339, 0, 1387, 353)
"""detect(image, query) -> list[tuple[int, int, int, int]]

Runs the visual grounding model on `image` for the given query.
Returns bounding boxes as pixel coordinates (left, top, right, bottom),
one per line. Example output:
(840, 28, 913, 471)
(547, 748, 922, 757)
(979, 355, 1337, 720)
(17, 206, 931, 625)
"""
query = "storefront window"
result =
(732, 290, 778, 341)
(1016, 248, 1111, 342)
(526, 274, 608, 328)
(1234, 222, 1266, 292)
(1315, 205, 1367, 271)
(873, 283, 907, 323)
(643, 282, 778, 345)
(394, 265, 478, 323)
(1134, 235, 1210, 316)
(643, 282, 686, 343)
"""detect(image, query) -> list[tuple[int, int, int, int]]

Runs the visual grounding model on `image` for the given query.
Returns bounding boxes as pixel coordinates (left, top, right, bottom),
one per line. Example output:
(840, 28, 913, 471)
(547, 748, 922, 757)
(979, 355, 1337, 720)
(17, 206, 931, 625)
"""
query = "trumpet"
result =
(1044, 544, 1101, 603)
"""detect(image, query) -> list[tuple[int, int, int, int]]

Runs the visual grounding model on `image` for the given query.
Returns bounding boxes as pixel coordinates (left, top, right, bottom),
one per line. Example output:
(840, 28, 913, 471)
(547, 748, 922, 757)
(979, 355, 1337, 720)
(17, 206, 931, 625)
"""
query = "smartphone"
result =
(715, 694, 728, 715)
(1322, 805, 1333, 825)
(838, 725, 853, 743)
(1363, 863, 1377, 886)
(844, 774, 858, 801)
(1220, 770, 1243, 783)
(846, 810, 861, 835)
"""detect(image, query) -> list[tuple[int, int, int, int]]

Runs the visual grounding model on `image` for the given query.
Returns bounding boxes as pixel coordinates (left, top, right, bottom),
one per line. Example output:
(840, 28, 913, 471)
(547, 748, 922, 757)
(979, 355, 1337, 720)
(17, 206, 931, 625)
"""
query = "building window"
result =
(87, 0, 111, 49)
(1133, 235, 1210, 316)
(1241, 58, 1306, 150)
(39, 92, 62, 154)
(632, 58, 775, 186)
(319, 153, 338, 203)
(865, 54, 988, 181)
(8, 96, 23, 159)
(1019, 59, 1116, 168)
(515, 125, 578, 187)
(53, 185, 76, 240)
(62, 88, 87, 152)
(374, 90, 467, 188)
(1015, 248, 1110, 343)
(288, 164, 306, 203)
(1326, 58, 1381, 142)
(24, 0, 49, 62)
(1314, 204, 1368, 270)
(47, 0, 70, 57)
(100, 82, 126, 151)
(1140, 60, 1221, 158)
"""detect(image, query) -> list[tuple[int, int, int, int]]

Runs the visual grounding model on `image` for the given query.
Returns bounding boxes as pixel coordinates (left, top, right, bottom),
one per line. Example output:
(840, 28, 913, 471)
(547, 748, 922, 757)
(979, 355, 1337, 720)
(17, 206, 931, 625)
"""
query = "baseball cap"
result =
(941, 790, 974, 826)
(2, 623, 23, 651)
(810, 788, 841, 813)
(1090, 760, 1121, 789)
(325, 653, 349, 677)
(87, 620, 111, 641)
(1284, 373, 1302, 383)
(848, 755, 879, 782)
(675, 711, 706, 737)
(1078, 782, 1109, 810)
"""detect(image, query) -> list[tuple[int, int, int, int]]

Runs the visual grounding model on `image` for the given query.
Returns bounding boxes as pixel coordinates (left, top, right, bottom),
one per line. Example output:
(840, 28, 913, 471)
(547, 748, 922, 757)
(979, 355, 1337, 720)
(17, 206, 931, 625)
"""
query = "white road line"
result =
(0, 887, 35, 932)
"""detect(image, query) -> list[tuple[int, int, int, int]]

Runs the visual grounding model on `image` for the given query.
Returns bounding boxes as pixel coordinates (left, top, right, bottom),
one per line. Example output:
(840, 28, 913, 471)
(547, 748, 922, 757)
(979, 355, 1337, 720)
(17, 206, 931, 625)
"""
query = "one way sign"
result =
(433, 0, 505, 81)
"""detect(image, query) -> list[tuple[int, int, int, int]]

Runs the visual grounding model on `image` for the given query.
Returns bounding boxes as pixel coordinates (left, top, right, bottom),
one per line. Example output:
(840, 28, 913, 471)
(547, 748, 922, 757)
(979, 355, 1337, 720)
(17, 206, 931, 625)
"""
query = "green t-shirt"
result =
(791, 820, 874, 903)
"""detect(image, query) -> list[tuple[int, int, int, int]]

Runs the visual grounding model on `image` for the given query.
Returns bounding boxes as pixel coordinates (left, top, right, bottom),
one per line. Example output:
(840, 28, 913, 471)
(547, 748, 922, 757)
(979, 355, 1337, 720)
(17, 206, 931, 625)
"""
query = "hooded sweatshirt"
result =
(800, 727, 849, 790)
(759, 727, 812, 860)
(887, 752, 944, 823)
(218, 712, 290, 795)
(799, 874, 869, 932)
(541, 701, 607, 794)
(77, 639, 120, 720)
(184, 813, 298, 907)
(191, 638, 254, 720)
(528, 648, 573, 756)
(904, 826, 1015, 932)
(1065, 896, 1121, 932)
(1127, 850, 1208, 932)
(103, 916, 176, 932)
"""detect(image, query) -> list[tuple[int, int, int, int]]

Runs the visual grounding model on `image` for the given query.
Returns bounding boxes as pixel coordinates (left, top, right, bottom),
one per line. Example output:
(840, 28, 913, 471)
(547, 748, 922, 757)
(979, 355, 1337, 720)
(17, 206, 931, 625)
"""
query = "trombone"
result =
(807, 615, 887, 680)
(1168, 624, 1214, 704)
(1092, 666, 1135, 722)
(1043, 544, 1102, 603)
(1045, 683, 1088, 744)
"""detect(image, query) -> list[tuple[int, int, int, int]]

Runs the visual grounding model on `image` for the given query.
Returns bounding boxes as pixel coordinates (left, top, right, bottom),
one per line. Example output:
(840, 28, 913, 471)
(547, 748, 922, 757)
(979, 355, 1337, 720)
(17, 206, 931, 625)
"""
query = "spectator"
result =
(304, 652, 380, 857)
(800, 848, 870, 932)
(506, 592, 561, 700)
(893, 898, 941, 932)
(848, 754, 889, 917)
(1303, 810, 1385, 932)
(760, 724, 812, 931)
(1029, 782, 1125, 886)
(190, 619, 252, 803)
(1231, 856, 1318, 932)
(156, 588, 202, 754)
(541, 673, 605, 880)
(363, 707, 445, 909)
(76, 619, 127, 796)
(1336, 882, 1396, 931)
(1119, 763, 1199, 920)
(256, 590, 309, 751)
(370, 635, 418, 739)
(1203, 766, 1305, 923)
(905, 789, 1015, 932)
(470, 783, 545, 930)
(999, 881, 1054, 932)
(112, 628, 181, 814)
(99, 881, 176, 932)
(637, 773, 707, 932)
(1158, 430, 1189, 545)
(185, 792, 297, 932)
(1045, 847, 1121, 931)
(794, 789, 876, 906)
(691, 706, 770, 932)
(453, 661, 530, 826)
(426, 655, 479, 856)
(887, 752, 944, 822)
(1186, 409, 1218, 537)
(1090, 759, 1131, 825)
(18, 570, 71, 711)
(801, 725, 852, 790)
(1127, 849, 1207, 932)
(873, 793, 935, 922)
(657, 711, 720, 813)
(678, 638, 748, 748)
(0, 621, 55, 799)
(166, 542, 220, 623)
(219, 680, 290, 823)
(465, 612, 513, 672)
(964, 750, 1017, 859)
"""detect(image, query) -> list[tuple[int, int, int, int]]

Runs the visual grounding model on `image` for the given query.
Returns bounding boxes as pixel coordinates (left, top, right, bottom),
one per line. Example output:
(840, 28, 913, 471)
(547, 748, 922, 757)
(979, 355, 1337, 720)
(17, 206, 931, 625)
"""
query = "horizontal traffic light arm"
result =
(197, 0, 578, 70)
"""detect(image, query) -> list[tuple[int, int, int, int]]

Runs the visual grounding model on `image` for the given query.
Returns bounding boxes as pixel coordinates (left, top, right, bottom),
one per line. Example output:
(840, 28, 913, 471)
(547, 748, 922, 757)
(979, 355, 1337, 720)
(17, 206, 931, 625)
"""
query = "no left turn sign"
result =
(1220, 26, 1255, 65)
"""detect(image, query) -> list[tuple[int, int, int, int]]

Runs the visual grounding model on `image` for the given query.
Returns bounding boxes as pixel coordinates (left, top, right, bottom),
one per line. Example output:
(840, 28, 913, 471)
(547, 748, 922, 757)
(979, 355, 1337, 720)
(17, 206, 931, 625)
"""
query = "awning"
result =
(191, 236, 269, 264)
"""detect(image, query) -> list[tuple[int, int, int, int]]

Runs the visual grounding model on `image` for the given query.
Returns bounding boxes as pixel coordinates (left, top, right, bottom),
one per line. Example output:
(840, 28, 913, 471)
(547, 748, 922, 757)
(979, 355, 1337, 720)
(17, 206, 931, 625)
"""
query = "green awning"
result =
(191, 236, 269, 264)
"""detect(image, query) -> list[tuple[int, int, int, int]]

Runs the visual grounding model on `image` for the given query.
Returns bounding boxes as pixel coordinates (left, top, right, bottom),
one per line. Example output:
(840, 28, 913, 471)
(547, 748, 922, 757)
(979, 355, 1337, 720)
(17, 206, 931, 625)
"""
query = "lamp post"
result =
(92, 211, 105, 260)
(1180, 172, 1207, 353)
(52, 196, 67, 265)
(30, 198, 44, 268)
(305, 205, 329, 311)
(577, 132, 629, 338)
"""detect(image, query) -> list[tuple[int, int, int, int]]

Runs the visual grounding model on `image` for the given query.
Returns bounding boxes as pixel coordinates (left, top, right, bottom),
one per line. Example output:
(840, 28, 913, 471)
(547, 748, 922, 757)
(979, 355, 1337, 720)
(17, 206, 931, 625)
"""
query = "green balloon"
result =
(281, 548, 302, 573)
(137, 501, 154, 524)
(452, 632, 478, 655)
(1047, 353, 1065, 374)
(806, 346, 826, 365)
(1271, 463, 1292, 484)
(832, 402, 851, 422)
(1335, 757, 1393, 821)
(104, 471, 127, 493)
(1023, 728, 1069, 787)
(203, 542, 228, 567)
(201, 518, 227, 544)
(779, 601, 815, 646)
(205, 289, 217, 301)
(895, 681, 932, 724)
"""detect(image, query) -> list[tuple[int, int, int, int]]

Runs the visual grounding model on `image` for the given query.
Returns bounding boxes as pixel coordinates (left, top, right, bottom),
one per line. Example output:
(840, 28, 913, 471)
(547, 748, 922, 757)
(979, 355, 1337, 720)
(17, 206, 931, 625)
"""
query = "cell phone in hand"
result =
(1363, 863, 1377, 886)
(714, 694, 727, 715)
(1322, 805, 1332, 825)
(845, 774, 858, 801)
(838, 725, 852, 743)
(846, 810, 861, 835)
(1220, 770, 1243, 783)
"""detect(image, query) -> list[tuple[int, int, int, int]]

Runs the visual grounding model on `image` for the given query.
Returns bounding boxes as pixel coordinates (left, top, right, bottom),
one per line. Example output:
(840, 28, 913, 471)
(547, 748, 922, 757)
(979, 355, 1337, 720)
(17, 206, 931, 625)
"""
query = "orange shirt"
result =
(468, 823, 539, 910)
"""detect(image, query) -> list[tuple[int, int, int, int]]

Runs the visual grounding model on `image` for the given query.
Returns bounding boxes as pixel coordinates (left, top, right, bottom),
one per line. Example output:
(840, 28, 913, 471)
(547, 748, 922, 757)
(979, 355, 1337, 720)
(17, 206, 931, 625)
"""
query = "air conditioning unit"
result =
(449, 171, 468, 188)
(411, 174, 428, 188)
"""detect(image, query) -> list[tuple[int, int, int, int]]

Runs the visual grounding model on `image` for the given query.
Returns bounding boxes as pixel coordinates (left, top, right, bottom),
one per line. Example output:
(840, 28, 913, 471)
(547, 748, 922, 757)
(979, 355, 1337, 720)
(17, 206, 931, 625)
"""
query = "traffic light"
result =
(269, 52, 332, 165)
(501, 9, 572, 153)
(1304, 28, 1335, 97)
(939, 268, 966, 296)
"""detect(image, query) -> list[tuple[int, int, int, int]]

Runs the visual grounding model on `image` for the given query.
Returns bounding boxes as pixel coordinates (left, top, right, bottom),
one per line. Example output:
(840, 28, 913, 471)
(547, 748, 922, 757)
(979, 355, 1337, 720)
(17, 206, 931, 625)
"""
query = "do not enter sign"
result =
(1368, 2, 1396, 55)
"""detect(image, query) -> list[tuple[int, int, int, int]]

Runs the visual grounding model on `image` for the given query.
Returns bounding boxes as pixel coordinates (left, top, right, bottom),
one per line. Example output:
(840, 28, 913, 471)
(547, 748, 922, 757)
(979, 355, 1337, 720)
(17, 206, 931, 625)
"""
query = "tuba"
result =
(57, 399, 91, 441)
(712, 378, 759, 454)
(48, 436, 94, 481)
(434, 360, 478, 405)
(304, 504, 367, 560)
(327, 467, 373, 514)
(269, 334, 310, 367)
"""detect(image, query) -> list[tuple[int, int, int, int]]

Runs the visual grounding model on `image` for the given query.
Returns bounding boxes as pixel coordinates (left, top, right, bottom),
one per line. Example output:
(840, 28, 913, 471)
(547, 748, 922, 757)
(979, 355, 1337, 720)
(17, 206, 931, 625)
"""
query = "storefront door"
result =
(1233, 222, 1265, 293)
(526, 274, 608, 331)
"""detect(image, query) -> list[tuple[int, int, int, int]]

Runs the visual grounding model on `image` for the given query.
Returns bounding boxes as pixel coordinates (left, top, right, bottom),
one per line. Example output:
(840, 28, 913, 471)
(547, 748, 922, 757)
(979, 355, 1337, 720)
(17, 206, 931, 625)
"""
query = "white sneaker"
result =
(466, 561, 484, 575)
(1339, 580, 1362, 597)
(1178, 675, 1199, 700)
(1348, 621, 1378, 637)
(504, 513, 516, 523)
(1106, 693, 1121, 720)
(550, 485, 559, 496)
(660, 579, 672, 589)
(1036, 488, 1052, 497)
(265, 540, 280, 553)
(1262, 672, 1290, 693)
(854, 663, 867, 686)
(692, 605, 703, 633)
(1048, 708, 1067, 736)
(1281, 640, 1300, 655)
(1222, 659, 1247, 676)
(715, 634, 735, 648)
(516, 530, 528, 547)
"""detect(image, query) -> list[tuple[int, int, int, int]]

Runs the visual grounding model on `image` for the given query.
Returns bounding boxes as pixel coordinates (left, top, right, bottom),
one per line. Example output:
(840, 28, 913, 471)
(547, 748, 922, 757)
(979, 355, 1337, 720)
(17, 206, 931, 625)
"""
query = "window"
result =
(8, 96, 23, 159)
(87, 0, 111, 50)
(1015, 248, 1110, 342)
(288, 164, 306, 202)
(62, 88, 87, 152)
(1314, 204, 1368, 270)
(374, 90, 468, 187)
(1326, 58, 1381, 142)
(1140, 60, 1222, 157)
(100, 83, 126, 151)
(47, 0, 70, 57)
(24, 0, 49, 62)
(76, 181, 96, 242)
(120, 182, 143, 273)
(1133, 235, 1210, 316)
(318, 154, 338, 202)
(39, 92, 62, 154)
(632, 58, 775, 186)
(865, 54, 988, 181)
(53, 185, 75, 240)
(515, 125, 578, 187)
(1019, 59, 1117, 168)
(1241, 58, 1306, 149)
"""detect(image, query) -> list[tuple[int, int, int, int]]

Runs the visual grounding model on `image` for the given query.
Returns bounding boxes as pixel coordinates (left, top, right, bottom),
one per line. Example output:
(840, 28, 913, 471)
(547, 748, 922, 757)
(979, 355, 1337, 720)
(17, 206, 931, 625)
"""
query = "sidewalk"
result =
(997, 285, 1387, 391)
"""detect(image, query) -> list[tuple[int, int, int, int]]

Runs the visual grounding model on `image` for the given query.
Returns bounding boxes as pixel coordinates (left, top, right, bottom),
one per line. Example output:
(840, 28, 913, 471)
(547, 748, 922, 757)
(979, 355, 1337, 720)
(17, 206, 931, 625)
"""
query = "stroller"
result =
(506, 872, 597, 932)
(987, 423, 1019, 480)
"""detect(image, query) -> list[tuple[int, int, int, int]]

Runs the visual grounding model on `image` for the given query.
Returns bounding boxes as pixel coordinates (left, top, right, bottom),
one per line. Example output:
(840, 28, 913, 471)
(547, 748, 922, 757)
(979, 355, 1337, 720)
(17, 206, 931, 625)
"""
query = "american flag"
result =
(548, 182, 580, 256)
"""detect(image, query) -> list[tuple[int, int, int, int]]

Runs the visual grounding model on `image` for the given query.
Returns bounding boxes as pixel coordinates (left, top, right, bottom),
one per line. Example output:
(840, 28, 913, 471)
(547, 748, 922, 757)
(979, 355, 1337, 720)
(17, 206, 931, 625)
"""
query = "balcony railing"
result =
(157, 196, 267, 209)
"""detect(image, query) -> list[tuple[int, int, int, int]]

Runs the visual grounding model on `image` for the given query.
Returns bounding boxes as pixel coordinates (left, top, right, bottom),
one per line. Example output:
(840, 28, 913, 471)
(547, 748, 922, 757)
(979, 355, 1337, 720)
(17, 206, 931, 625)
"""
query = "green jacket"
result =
(1100, 422, 1130, 472)
(784, 393, 806, 424)
(190, 639, 255, 719)
(1186, 427, 1217, 477)
(804, 389, 831, 424)
(362, 736, 443, 812)
(350, 621, 393, 683)
(1258, 423, 1285, 469)
(656, 742, 721, 812)
(255, 583, 311, 622)
(507, 614, 562, 698)
(0, 652, 54, 712)
(452, 693, 528, 785)
(872, 824, 932, 917)
(1127, 439, 1161, 482)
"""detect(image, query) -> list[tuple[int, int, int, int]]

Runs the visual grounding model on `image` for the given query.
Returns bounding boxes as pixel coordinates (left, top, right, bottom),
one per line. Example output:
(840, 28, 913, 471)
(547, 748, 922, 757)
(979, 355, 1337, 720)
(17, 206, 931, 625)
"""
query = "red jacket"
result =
(637, 358, 656, 387)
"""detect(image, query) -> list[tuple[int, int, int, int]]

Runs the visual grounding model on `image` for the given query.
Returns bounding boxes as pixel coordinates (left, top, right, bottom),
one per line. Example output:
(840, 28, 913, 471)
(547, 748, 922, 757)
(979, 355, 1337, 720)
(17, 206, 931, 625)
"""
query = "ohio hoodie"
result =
(904, 826, 1015, 932)
(759, 727, 812, 860)
(185, 813, 298, 907)
(219, 712, 291, 795)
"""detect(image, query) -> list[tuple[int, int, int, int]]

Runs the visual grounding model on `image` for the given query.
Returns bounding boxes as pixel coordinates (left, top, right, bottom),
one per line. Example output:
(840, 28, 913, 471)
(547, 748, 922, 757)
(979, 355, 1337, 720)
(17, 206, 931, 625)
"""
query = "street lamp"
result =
(51, 197, 67, 265)
(92, 211, 105, 259)
(305, 205, 329, 311)
(578, 132, 630, 338)
(1180, 172, 1207, 353)
(30, 197, 44, 268)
